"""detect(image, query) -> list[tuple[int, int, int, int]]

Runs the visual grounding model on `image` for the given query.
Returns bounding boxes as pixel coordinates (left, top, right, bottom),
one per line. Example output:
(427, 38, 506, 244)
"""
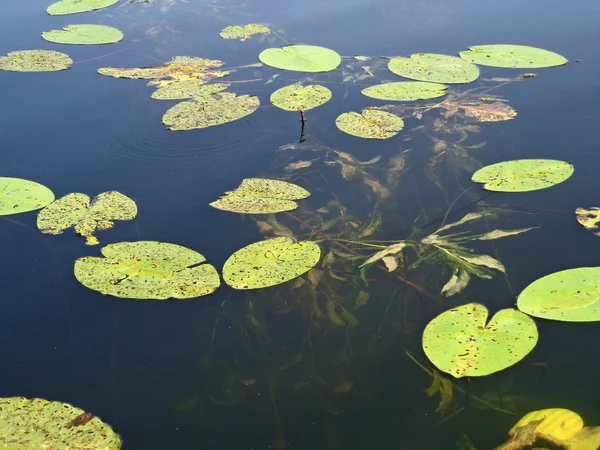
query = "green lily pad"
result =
(517, 267, 600, 322)
(459, 45, 568, 68)
(220, 24, 270, 40)
(471, 159, 574, 192)
(0, 177, 54, 215)
(0, 397, 121, 449)
(74, 241, 220, 299)
(210, 178, 310, 214)
(0, 50, 72, 72)
(42, 24, 123, 45)
(37, 191, 137, 245)
(270, 84, 332, 111)
(223, 237, 321, 289)
(47, 0, 119, 15)
(259, 45, 341, 72)
(388, 53, 479, 84)
(335, 109, 404, 139)
(151, 81, 229, 100)
(162, 92, 259, 130)
(361, 81, 448, 101)
(422, 303, 538, 378)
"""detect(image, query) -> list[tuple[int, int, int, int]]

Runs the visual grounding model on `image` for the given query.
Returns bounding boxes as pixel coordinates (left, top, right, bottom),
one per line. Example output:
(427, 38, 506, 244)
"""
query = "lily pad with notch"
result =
(259, 45, 341, 72)
(0, 177, 54, 215)
(42, 24, 123, 45)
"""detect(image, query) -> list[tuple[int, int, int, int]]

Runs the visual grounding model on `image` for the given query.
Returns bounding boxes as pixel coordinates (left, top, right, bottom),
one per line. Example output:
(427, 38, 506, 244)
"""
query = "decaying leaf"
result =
(354, 291, 369, 308)
(477, 228, 536, 240)
(441, 269, 470, 296)
(575, 207, 600, 236)
(425, 369, 453, 413)
(496, 420, 544, 450)
(220, 24, 270, 41)
(361, 242, 406, 267)
(440, 101, 517, 122)
(284, 160, 313, 172)
(0, 50, 72, 72)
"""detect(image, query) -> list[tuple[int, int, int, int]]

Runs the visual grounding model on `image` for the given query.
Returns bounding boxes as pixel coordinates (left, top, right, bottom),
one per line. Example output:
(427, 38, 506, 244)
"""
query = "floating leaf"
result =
(388, 53, 479, 84)
(223, 237, 321, 289)
(162, 92, 259, 130)
(510, 409, 584, 442)
(0, 50, 72, 72)
(459, 45, 568, 68)
(335, 110, 404, 139)
(74, 241, 220, 299)
(422, 303, 538, 378)
(47, 0, 119, 15)
(453, 101, 517, 122)
(151, 81, 229, 100)
(472, 159, 574, 192)
(575, 207, 600, 236)
(220, 24, 270, 40)
(0, 177, 54, 216)
(270, 84, 332, 111)
(210, 178, 309, 214)
(42, 24, 123, 45)
(0, 397, 121, 449)
(259, 45, 341, 72)
(361, 81, 448, 101)
(37, 191, 137, 245)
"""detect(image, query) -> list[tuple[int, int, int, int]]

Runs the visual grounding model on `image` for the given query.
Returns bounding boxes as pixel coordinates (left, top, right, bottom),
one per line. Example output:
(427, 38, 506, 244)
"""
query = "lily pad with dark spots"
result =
(0, 177, 55, 215)
(220, 24, 270, 40)
(0, 50, 72, 72)
(270, 84, 332, 111)
(335, 109, 404, 139)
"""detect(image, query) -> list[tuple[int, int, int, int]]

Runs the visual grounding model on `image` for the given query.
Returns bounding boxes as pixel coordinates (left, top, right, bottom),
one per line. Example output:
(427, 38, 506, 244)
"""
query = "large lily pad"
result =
(362, 81, 448, 101)
(210, 178, 310, 214)
(37, 191, 137, 245)
(74, 241, 220, 299)
(388, 53, 479, 84)
(47, 0, 119, 15)
(162, 92, 259, 130)
(0, 177, 54, 215)
(471, 159, 574, 192)
(151, 81, 229, 100)
(259, 45, 341, 72)
(335, 109, 404, 139)
(459, 45, 568, 68)
(223, 237, 321, 289)
(270, 84, 332, 111)
(42, 24, 123, 45)
(220, 24, 270, 40)
(0, 50, 72, 72)
(0, 397, 121, 449)
(422, 303, 538, 378)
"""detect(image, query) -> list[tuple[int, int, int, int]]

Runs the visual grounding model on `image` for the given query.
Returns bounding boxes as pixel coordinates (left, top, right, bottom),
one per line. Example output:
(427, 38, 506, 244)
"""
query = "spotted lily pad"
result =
(471, 159, 574, 192)
(37, 191, 137, 245)
(223, 237, 321, 289)
(335, 109, 404, 139)
(459, 45, 568, 68)
(47, 0, 119, 15)
(210, 178, 310, 214)
(0, 397, 121, 449)
(270, 84, 332, 111)
(259, 45, 341, 72)
(0, 177, 54, 215)
(151, 81, 229, 100)
(0, 50, 72, 72)
(42, 24, 123, 45)
(74, 241, 220, 299)
(575, 207, 600, 236)
(423, 303, 538, 378)
(220, 24, 270, 40)
(388, 53, 479, 84)
(361, 81, 448, 101)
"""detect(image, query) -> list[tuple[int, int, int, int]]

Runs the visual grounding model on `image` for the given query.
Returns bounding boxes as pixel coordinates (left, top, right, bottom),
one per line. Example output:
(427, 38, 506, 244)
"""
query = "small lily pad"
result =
(388, 53, 479, 84)
(259, 45, 341, 72)
(0, 177, 54, 215)
(74, 241, 220, 299)
(42, 24, 123, 45)
(220, 24, 270, 40)
(270, 84, 332, 111)
(151, 81, 229, 100)
(223, 237, 321, 289)
(335, 109, 404, 139)
(47, 0, 119, 15)
(361, 81, 448, 101)
(459, 45, 568, 68)
(0, 50, 72, 72)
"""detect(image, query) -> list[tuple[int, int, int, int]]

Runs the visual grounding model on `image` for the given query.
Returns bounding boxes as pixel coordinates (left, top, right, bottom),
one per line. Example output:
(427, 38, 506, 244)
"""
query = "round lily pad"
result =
(0, 50, 72, 72)
(0, 397, 121, 449)
(270, 84, 332, 111)
(361, 81, 448, 101)
(335, 109, 404, 139)
(0, 177, 54, 215)
(472, 159, 574, 192)
(388, 53, 479, 84)
(223, 237, 321, 289)
(259, 45, 341, 72)
(422, 303, 538, 378)
(42, 24, 123, 45)
(151, 81, 229, 100)
(220, 24, 270, 40)
(74, 241, 220, 300)
(459, 45, 568, 68)
(47, 0, 119, 15)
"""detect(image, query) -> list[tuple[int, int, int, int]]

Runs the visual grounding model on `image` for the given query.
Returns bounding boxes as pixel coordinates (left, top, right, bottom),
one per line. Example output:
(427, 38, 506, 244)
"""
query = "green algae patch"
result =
(151, 81, 229, 100)
(0, 50, 72, 72)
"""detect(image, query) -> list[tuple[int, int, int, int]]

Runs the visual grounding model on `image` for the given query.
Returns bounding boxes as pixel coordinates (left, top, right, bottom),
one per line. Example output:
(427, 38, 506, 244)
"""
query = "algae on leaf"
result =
(0, 177, 54, 216)
(151, 81, 229, 100)
(259, 45, 341, 72)
(335, 110, 404, 139)
(270, 84, 332, 111)
(388, 53, 479, 84)
(361, 81, 448, 101)
(42, 24, 123, 45)
(220, 24, 270, 40)
(460, 44, 568, 68)
(0, 50, 72, 72)
(47, 0, 119, 15)
(575, 207, 600, 236)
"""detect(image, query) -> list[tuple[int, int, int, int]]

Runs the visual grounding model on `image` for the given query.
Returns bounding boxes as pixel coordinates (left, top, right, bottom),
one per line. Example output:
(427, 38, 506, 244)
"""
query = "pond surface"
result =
(1, 0, 600, 448)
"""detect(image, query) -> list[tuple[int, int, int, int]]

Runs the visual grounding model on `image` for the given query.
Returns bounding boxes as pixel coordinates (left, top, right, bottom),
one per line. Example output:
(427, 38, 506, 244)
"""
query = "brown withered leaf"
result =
(307, 268, 323, 288)
(361, 242, 406, 268)
(256, 220, 274, 234)
(354, 291, 369, 309)
(381, 256, 398, 272)
(575, 207, 600, 236)
(496, 420, 544, 450)
(362, 174, 391, 199)
(284, 160, 312, 172)
(425, 370, 453, 413)
(440, 100, 517, 123)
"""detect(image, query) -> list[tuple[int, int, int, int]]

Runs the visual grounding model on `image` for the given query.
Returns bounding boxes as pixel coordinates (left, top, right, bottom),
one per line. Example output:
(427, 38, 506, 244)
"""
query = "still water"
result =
(1, 0, 600, 448)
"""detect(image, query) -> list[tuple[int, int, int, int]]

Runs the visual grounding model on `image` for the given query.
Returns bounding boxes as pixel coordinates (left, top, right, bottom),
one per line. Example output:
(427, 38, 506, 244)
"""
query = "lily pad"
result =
(0, 50, 72, 72)
(422, 303, 538, 378)
(270, 84, 332, 111)
(510, 409, 584, 442)
(575, 207, 600, 236)
(151, 81, 229, 100)
(74, 241, 220, 299)
(37, 191, 137, 245)
(517, 267, 600, 322)
(42, 24, 123, 45)
(223, 237, 321, 289)
(471, 159, 574, 192)
(459, 45, 568, 68)
(162, 92, 259, 130)
(388, 53, 479, 84)
(259, 45, 341, 72)
(0, 397, 121, 449)
(361, 81, 448, 101)
(220, 24, 270, 40)
(0, 177, 54, 215)
(210, 178, 310, 214)
(335, 109, 404, 139)
(47, 0, 118, 15)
